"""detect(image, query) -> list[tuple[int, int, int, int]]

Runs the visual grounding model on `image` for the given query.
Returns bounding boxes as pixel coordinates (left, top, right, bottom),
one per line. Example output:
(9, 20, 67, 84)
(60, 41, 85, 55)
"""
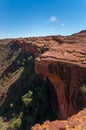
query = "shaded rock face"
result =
(35, 60, 86, 119)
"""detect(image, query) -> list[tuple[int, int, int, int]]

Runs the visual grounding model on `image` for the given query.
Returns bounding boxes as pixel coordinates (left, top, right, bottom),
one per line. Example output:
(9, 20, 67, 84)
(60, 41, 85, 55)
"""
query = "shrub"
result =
(80, 85, 86, 95)
(10, 103, 14, 108)
(22, 90, 33, 107)
(8, 117, 22, 130)
(0, 117, 3, 129)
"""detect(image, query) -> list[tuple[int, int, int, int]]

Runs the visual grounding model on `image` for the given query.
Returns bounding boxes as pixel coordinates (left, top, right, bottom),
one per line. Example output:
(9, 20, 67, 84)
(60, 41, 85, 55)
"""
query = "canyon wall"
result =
(13, 31, 86, 120)
(0, 31, 86, 130)
(35, 58, 86, 119)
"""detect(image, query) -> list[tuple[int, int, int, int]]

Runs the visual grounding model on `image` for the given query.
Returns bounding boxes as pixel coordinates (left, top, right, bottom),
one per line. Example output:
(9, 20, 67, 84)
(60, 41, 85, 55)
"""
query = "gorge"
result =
(0, 30, 86, 130)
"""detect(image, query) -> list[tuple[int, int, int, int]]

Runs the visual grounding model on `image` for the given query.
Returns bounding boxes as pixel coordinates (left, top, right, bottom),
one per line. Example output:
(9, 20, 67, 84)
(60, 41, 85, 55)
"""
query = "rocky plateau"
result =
(0, 30, 86, 130)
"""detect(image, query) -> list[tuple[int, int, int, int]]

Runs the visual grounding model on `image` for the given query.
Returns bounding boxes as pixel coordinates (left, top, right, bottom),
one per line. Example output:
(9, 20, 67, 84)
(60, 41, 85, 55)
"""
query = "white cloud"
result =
(61, 23, 65, 26)
(50, 16, 57, 22)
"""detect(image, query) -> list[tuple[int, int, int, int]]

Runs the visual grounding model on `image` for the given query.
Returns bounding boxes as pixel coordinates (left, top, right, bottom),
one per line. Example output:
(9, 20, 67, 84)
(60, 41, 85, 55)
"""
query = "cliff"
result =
(13, 31, 86, 120)
(0, 30, 86, 130)
(33, 31, 86, 129)
(35, 31, 86, 119)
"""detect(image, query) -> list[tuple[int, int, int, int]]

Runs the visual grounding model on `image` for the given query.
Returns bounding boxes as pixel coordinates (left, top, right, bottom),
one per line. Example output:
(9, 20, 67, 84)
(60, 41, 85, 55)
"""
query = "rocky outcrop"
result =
(13, 37, 49, 57)
(35, 31, 86, 119)
(35, 59, 86, 119)
(32, 108, 86, 130)
(0, 31, 86, 130)
(12, 31, 86, 120)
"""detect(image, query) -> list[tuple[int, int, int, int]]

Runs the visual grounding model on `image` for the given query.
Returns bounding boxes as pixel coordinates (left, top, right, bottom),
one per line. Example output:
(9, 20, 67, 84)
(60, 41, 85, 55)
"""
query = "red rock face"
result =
(35, 59, 86, 119)
(13, 37, 49, 57)
(13, 31, 86, 121)
(13, 38, 40, 57)
(35, 31, 86, 119)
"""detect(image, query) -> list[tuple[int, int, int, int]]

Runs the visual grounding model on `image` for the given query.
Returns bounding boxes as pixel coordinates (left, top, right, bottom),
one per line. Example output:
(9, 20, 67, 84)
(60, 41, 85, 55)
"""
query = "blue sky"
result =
(0, 0, 86, 38)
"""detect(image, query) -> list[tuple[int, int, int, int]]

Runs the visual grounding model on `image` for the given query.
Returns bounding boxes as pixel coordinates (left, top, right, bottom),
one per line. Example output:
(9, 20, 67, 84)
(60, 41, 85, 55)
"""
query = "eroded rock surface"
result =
(35, 31, 86, 119)
(32, 108, 86, 130)
(13, 31, 86, 119)
(0, 30, 86, 129)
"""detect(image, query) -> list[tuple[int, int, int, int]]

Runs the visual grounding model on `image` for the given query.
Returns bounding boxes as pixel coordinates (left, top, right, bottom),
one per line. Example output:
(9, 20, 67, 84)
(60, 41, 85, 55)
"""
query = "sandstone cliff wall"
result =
(13, 31, 86, 120)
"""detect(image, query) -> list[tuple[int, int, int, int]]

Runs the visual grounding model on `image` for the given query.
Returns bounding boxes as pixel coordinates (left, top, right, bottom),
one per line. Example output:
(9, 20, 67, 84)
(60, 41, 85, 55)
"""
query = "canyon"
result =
(0, 30, 86, 130)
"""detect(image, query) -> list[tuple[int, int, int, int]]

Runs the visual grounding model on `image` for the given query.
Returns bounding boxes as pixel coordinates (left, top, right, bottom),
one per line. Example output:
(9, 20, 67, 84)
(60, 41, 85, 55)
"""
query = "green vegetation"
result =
(8, 113, 22, 130)
(22, 90, 33, 107)
(80, 85, 86, 95)
(0, 117, 3, 129)
(0, 49, 53, 130)
(76, 84, 86, 111)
